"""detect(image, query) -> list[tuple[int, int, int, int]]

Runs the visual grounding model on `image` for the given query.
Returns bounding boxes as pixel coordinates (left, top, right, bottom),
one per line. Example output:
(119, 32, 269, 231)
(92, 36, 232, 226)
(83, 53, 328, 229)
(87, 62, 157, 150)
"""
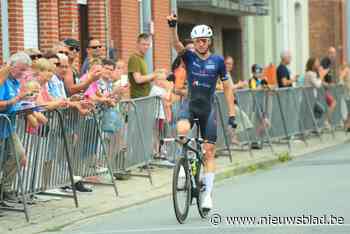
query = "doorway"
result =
(79, 4, 89, 63)
(222, 29, 243, 81)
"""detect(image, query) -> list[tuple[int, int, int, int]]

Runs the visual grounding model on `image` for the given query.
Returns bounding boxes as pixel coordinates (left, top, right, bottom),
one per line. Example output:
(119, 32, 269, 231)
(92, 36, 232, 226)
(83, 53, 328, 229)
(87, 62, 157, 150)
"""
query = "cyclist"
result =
(167, 14, 237, 211)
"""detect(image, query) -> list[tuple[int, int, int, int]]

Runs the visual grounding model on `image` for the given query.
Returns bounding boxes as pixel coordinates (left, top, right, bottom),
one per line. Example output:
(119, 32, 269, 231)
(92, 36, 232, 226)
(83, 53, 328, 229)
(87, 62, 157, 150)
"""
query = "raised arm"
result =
(167, 14, 185, 53)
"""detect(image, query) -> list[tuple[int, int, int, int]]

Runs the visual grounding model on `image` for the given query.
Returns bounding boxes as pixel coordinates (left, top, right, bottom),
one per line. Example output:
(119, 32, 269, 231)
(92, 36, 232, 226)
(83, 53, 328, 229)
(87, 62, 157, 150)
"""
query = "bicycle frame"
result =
(175, 120, 205, 190)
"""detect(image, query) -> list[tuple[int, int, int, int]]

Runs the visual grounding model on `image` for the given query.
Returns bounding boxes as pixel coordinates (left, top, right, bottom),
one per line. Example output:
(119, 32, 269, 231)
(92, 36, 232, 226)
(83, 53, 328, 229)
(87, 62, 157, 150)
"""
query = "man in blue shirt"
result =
(168, 14, 237, 212)
(0, 52, 31, 202)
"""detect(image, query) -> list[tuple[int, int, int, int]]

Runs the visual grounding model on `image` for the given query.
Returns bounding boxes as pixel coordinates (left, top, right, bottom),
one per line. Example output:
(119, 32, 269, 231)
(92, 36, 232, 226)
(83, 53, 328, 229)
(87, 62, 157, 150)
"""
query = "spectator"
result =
(320, 48, 338, 129)
(61, 38, 100, 97)
(81, 38, 104, 76)
(83, 59, 117, 107)
(320, 47, 337, 84)
(304, 57, 328, 88)
(128, 33, 158, 99)
(224, 56, 246, 90)
(248, 64, 270, 149)
(112, 60, 129, 100)
(0, 64, 11, 85)
(149, 70, 172, 161)
(249, 64, 268, 90)
(24, 48, 42, 63)
(339, 64, 350, 131)
(0, 52, 31, 203)
(277, 50, 298, 88)
(183, 39, 194, 52)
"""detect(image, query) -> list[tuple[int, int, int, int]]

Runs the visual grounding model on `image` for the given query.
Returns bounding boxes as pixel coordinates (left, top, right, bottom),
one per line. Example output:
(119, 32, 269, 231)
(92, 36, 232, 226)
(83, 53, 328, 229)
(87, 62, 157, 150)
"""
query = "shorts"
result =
(177, 100, 217, 144)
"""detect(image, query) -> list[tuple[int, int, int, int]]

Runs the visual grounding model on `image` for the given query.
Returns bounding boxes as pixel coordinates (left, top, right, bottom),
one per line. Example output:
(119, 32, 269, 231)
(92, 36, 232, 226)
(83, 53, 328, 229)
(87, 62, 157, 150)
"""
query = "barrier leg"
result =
(131, 101, 153, 185)
(55, 110, 79, 208)
(276, 92, 292, 154)
(92, 111, 119, 198)
(251, 92, 275, 155)
(215, 95, 233, 163)
(303, 89, 323, 142)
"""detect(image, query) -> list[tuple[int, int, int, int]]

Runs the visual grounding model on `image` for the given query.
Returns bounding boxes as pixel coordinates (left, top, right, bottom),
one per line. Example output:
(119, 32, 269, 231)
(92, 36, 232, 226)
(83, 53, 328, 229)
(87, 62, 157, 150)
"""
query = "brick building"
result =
(1, 0, 267, 73)
(309, 0, 347, 64)
(0, 0, 172, 70)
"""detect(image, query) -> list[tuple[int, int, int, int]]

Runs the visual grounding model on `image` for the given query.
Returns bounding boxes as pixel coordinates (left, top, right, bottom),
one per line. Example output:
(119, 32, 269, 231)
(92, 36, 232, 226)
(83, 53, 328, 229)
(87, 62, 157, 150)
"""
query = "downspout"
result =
(143, 0, 153, 72)
(170, 0, 177, 61)
(1, 0, 10, 61)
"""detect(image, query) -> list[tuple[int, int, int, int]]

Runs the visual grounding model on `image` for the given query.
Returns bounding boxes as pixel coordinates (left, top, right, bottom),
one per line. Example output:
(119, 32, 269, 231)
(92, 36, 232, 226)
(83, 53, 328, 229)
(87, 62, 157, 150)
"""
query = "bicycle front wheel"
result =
(195, 161, 209, 219)
(172, 157, 191, 224)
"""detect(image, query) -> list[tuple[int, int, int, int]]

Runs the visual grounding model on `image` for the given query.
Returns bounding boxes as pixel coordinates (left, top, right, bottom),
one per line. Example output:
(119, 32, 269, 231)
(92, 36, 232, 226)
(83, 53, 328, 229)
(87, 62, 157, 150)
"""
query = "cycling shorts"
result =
(177, 99, 217, 144)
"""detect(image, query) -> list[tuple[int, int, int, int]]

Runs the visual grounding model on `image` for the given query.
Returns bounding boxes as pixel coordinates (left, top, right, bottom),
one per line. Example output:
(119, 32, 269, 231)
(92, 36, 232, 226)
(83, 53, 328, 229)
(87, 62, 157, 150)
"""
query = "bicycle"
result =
(172, 119, 209, 224)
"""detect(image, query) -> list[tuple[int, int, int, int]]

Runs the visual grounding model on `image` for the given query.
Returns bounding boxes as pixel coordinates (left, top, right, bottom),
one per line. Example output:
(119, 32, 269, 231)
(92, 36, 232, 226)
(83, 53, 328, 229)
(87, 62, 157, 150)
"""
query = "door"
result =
(222, 29, 243, 81)
(79, 4, 89, 63)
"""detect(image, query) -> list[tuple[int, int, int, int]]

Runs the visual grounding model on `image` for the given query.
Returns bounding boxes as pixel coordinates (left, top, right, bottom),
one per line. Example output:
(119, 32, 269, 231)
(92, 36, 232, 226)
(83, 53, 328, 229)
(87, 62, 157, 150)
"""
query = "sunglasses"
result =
(69, 47, 80, 52)
(58, 51, 70, 56)
(89, 45, 102, 49)
(194, 38, 210, 44)
(54, 62, 61, 67)
(30, 54, 42, 60)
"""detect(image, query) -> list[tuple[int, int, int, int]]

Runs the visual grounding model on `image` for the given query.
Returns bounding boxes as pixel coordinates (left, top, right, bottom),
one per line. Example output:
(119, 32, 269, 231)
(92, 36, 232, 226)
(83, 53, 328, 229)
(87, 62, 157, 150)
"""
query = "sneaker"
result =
(177, 166, 186, 189)
(201, 191, 213, 211)
(75, 181, 93, 192)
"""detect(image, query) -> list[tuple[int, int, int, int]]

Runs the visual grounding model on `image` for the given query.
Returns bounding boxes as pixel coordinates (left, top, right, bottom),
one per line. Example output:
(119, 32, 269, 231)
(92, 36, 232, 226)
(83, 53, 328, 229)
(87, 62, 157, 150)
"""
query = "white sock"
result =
(204, 173, 215, 194)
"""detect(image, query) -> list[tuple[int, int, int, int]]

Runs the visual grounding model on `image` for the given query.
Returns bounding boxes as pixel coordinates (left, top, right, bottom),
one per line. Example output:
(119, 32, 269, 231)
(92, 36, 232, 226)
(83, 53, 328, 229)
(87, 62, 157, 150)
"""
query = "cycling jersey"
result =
(183, 50, 227, 114)
(178, 50, 228, 143)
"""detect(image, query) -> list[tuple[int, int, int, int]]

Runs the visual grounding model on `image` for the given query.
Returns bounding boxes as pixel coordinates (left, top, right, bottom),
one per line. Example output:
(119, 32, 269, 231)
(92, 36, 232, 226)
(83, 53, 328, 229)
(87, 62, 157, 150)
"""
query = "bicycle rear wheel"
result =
(195, 161, 209, 218)
(172, 157, 191, 224)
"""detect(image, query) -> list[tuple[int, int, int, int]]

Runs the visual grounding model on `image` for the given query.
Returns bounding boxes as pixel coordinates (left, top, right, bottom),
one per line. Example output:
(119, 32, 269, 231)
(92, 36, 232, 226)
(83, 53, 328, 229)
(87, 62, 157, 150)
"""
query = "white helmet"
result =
(191, 25, 213, 39)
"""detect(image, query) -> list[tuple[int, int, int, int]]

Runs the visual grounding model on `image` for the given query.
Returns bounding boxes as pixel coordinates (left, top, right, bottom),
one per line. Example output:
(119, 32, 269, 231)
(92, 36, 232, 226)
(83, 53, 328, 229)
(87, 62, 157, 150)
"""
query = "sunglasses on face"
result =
(69, 47, 80, 52)
(58, 51, 69, 56)
(30, 54, 42, 60)
(54, 62, 61, 67)
(89, 45, 102, 49)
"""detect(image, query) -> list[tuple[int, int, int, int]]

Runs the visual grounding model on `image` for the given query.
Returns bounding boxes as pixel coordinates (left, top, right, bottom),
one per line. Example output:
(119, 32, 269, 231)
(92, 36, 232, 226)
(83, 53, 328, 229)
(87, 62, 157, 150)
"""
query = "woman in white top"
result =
(304, 57, 329, 88)
(304, 57, 336, 128)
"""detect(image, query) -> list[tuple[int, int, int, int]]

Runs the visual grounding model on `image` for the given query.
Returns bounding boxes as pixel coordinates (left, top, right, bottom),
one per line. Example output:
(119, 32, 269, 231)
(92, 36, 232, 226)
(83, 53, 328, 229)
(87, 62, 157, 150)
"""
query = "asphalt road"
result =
(50, 143, 350, 234)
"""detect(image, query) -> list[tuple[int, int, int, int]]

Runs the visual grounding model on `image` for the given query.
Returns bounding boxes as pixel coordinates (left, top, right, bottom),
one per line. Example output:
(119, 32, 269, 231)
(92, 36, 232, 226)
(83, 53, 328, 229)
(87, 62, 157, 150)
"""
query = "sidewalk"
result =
(0, 131, 349, 234)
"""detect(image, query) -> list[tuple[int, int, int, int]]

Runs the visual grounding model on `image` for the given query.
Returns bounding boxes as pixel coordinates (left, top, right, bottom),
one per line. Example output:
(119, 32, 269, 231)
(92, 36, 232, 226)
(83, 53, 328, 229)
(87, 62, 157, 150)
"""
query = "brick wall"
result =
(309, 0, 346, 64)
(152, 0, 171, 70)
(39, 0, 59, 52)
(110, 1, 139, 62)
(110, 0, 121, 51)
(59, 0, 79, 41)
(88, 0, 106, 48)
(8, 0, 24, 54)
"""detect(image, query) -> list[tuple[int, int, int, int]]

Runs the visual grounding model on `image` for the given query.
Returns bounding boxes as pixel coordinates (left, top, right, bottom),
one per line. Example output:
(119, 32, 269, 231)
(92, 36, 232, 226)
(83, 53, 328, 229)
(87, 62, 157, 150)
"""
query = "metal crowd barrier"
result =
(215, 85, 349, 156)
(1, 85, 348, 222)
(0, 110, 76, 222)
(95, 95, 161, 184)
(56, 108, 119, 197)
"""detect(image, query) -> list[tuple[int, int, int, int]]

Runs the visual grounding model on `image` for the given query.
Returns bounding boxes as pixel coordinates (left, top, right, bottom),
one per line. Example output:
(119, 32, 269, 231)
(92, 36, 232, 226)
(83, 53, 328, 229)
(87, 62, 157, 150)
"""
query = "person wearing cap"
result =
(61, 39, 100, 96)
(249, 64, 268, 90)
(24, 48, 43, 62)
